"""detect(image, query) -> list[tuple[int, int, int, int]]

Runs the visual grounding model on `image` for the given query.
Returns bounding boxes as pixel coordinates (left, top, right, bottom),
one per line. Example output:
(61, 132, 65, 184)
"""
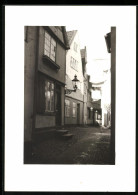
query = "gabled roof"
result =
(66, 30, 77, 46)
(44, 26, 70, 50)
(61, 26, 70, 49)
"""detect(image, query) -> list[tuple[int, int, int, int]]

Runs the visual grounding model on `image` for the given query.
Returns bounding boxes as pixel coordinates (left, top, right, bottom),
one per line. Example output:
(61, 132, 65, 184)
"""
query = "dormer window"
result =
(44, 31, 56, 62)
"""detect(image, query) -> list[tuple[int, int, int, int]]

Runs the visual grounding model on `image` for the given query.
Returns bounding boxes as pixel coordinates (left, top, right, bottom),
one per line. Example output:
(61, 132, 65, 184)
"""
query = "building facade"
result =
(86, 75, 93, 125)
(81, 47, 88, 125)
(65, 30, 84, 125)
(101, 72, 111, 127)
(24, 26, 69, 152)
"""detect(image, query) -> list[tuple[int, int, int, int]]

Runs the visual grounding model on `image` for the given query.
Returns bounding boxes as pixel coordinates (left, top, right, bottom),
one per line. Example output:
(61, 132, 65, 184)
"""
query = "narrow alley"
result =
(31, 126, 111, 164)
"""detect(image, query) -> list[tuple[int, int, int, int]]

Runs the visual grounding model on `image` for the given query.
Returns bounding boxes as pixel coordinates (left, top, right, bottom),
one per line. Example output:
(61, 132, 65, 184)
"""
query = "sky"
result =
(66, 25, 111, 83)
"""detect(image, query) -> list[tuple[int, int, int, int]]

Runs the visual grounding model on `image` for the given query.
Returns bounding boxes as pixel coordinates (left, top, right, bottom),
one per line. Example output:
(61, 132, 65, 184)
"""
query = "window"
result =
(65, 100, 70, 117)
(37, 74, 55, 114)
(45, 81, 55, 112)
(74, 42, 78, 52)
(44, 31, 56, 62)
(72, 102, 76, 117)
(70, 56, 78, 71)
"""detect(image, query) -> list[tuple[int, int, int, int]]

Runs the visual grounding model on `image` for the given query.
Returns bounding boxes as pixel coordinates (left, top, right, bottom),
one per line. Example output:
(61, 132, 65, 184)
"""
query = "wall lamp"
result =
(104, 32, 111, 53)
(65, 74, 80, 94)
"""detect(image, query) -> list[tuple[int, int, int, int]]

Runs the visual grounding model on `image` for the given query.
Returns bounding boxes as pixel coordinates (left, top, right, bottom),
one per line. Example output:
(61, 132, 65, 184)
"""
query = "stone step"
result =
(55, 129, 69, 135)
(62, 133, 73, 139)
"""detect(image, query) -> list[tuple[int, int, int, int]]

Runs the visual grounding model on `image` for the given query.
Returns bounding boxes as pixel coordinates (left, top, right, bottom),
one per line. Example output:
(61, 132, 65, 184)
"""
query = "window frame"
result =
(44, 31, 57, 62)
(72, 102, 76, 118)
(70, 56, 78, 71)
(65, 99, 70, 117)
(37, 73, 56, 115)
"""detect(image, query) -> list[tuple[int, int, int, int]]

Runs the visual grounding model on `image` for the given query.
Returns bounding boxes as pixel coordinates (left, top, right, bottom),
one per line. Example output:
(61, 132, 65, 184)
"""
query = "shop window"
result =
(37, 74, 55, 114)
(72, 102, 76, 117)
(44, 31, 56, 62)
(65, 99, 70, 117)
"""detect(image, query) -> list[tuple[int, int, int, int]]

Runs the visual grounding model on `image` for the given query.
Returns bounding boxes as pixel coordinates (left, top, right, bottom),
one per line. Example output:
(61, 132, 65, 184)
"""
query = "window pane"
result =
(44, 36, 50, 57)
(50, 91, 54, 111)
(51, 38, 56, 46)
(44, 31, 57, 62)
(72, 102, 76, 117)
(44, 49, 50, 57)
(45, 38, 50, 47)
(50, 55, 55, 61)
(73, 108, 76, 117)
(65, 100, 70, 116)
(47, 82, 50, 90)
(47, 91, 50, 110)
(45, 32, 50, 40)
(51, 83, 54, 90)
(50, 44, 56, 61)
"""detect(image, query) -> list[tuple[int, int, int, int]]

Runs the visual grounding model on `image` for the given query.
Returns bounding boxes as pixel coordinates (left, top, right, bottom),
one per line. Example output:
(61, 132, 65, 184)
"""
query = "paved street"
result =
(31, 126, 111, 164)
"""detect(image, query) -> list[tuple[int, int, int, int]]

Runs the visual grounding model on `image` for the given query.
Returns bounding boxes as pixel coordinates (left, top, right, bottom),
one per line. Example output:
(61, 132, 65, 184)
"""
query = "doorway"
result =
(77, 103, 80, 124)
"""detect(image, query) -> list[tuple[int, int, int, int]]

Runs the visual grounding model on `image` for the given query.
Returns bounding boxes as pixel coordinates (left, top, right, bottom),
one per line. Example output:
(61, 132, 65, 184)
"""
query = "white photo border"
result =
(5, 6, 136, 192)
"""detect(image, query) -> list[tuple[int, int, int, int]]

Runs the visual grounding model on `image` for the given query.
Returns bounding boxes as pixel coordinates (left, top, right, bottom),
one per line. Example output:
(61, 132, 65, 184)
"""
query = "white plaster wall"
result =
(66, 31, 84, 94)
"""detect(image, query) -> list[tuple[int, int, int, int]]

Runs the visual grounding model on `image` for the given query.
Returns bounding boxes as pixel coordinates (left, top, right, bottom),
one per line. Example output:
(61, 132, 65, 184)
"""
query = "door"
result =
(55, 85, 61, 126)
(77, 103, 80, 124)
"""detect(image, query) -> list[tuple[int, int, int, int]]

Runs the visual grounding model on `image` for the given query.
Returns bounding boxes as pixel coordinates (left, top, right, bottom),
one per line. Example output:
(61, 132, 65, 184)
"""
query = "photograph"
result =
(5, 6, 136, 192)
(24, 25, 115, 165)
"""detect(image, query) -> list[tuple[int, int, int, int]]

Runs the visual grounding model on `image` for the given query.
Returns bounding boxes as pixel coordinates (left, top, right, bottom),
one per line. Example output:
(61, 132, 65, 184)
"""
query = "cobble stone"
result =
(31, 126, 111, 164)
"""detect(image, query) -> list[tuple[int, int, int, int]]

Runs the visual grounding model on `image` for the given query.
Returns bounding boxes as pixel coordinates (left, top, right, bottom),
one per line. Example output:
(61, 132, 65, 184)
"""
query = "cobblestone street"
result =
(31, 126, 112, 164)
